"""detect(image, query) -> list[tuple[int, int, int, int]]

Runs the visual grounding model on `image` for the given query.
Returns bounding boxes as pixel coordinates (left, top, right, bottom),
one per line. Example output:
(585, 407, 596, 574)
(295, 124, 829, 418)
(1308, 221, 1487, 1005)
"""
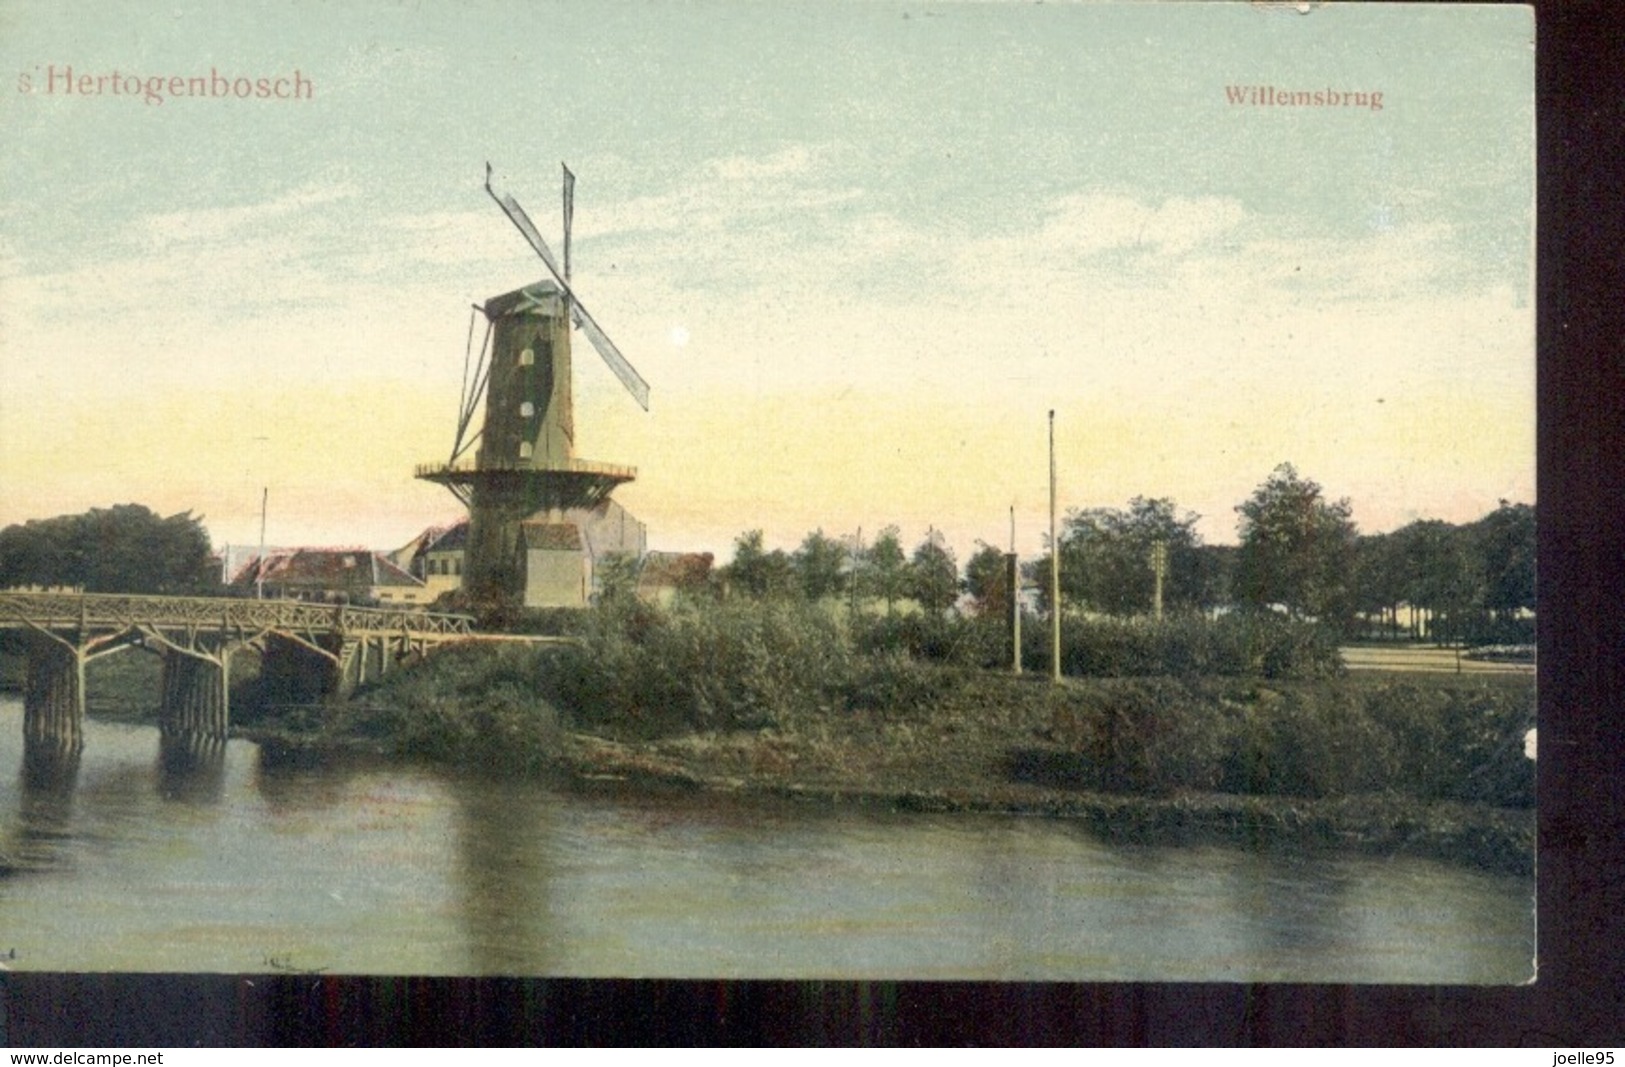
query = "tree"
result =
(1395, 520, 1483, 643)
(594, 552, 641, 607)
(1234, 464, 1358, 624)
(1472, 500, 1536, 618)
(1352, 531, 1408, 638)
(722, 530, 795, 599)
(964, 542, 1012, 619)
(1187, 543, 1236, 613)
(1058, 497, 1204, 616)
(791, 528, 848, 602)
(0, 504, 217, 595)
(861, 525, 909, 616)
(909, 533, 960, 617)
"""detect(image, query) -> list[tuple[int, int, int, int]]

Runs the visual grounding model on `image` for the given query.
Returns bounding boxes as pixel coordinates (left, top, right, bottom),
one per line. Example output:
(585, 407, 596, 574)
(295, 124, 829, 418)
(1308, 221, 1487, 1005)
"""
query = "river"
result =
(0, 698, 1533, 981)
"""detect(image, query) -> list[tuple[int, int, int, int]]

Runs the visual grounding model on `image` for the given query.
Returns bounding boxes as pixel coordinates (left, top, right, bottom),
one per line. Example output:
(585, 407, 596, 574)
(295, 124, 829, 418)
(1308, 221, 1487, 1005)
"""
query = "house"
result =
(634, 551, 715, 606)
(229, 547, 432, 606)
(391, 523, 469, 599)
(218, 544, 296, 586)
(395, 499, 649, 609)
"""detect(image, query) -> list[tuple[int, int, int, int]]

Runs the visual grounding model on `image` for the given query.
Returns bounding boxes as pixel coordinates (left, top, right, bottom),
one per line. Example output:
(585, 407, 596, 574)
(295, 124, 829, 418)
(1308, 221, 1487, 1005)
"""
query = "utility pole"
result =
(1151, 540, 1168, 621)
(1009, 505, 1021, 675)
(1049, 410, 1061, 684)
(849, 526, 862, 625)
(256, 487, 268, 601)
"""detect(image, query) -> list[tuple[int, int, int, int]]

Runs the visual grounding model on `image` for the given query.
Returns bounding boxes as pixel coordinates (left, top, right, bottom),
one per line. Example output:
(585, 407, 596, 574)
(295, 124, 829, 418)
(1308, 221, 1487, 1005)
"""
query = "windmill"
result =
(416, 163, 650, 610)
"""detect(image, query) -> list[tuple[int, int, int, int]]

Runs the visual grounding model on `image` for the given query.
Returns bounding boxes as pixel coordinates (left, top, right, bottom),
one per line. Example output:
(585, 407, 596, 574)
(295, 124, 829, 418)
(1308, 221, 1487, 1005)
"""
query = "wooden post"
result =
(1049, 410, 1061, 684)
(1151, 540, 1168, 621)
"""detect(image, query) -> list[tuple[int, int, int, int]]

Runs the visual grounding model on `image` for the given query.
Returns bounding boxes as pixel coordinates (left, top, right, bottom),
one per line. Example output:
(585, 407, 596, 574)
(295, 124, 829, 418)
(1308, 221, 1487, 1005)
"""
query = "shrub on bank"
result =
(544, 598, 855, 736)
(344, 599, 1532, 808)
(848, 609, 1342, 680)
(1219, 684, 1401, 799)
(851, 612, 1006, 669)
(1012, 611, 1343, 680)
(1358, 678, 1537, 807)
(1217, 676, 1533, 806)
(1031, 673, 1533, 805)
(350, 642, 561, 772)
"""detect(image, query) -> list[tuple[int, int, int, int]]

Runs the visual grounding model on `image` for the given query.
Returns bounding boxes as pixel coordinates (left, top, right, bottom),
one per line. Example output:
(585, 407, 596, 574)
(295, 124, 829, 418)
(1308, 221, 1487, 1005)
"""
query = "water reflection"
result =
(157, 732, 226, 804)
(7, 742, 82, 872)
(446, 775, 558, 974)
(253, 749, 367, 814)
(20, 740, 80, 798)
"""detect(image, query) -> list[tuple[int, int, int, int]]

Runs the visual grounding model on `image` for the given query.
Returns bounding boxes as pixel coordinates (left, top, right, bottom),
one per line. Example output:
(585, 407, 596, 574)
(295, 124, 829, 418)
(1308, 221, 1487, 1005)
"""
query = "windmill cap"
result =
(485, 280, 565, 319)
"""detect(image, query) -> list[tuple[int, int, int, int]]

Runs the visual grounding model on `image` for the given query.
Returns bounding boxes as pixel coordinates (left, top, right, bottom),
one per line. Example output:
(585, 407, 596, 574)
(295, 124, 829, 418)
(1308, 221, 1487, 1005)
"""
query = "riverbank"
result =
(238, 714, 1533, 876)
(238, 642, 1535, 876)
(540, 729, 1534, 875)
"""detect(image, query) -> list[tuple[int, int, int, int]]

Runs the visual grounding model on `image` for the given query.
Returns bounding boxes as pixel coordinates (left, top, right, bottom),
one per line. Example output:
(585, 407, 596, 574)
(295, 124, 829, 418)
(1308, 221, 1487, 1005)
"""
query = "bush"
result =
(545, 598, 855, 736)
(1359, 677, 1536, 807)
(1093, 678, 1230, 794)
(841, 652, 960, 715)
(851, 612, 1007, 669)
(1040, 673, 1535, 806)
(353, 642, 562, 772)
(1017, 611, 1343, 680)
(1219, 685, 1400, 798)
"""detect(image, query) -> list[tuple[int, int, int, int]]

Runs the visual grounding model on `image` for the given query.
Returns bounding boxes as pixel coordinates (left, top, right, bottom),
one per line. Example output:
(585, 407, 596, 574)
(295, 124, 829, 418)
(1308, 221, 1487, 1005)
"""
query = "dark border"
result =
(2, 0, 1620, 1046)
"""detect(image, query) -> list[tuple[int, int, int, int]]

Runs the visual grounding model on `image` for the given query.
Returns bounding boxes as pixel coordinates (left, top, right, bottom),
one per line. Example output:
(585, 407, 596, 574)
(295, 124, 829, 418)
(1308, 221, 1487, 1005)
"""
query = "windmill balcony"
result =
(415, 457, 637, 480)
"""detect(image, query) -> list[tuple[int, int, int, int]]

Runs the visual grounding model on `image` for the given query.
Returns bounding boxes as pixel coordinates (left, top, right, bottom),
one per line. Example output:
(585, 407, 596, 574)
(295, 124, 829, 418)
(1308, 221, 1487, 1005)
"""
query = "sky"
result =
(0, 1, 1534, 562)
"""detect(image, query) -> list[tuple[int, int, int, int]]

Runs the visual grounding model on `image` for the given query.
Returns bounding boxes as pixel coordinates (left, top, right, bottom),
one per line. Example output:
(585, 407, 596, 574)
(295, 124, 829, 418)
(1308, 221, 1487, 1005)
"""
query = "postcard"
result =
(0, 1, 1534, 983)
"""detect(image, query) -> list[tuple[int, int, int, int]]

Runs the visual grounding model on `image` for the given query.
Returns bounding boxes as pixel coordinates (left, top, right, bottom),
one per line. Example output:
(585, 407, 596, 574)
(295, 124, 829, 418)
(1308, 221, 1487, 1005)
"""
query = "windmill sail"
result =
(485, 166, 651, 410)
(562, 163, 575, 284)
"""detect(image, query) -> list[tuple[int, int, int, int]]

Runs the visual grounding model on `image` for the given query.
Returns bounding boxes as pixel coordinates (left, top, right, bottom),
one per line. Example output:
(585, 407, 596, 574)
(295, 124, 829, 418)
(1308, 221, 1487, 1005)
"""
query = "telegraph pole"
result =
(849, 526, 862, 625)
(256, 487, 268, 601)
(1151, 540, 1168, 620)
(1009, 505, 1021, 675)
(1049, 410, 1061, 683)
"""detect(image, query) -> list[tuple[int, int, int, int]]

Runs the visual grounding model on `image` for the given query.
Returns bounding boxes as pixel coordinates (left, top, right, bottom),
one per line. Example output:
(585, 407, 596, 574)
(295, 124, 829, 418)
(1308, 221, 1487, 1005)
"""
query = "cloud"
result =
(707, 144, 820, 183)
(951, 187, 1488, 316)
(1037, 192, 1247, 258)
(136, 183, 358, 248)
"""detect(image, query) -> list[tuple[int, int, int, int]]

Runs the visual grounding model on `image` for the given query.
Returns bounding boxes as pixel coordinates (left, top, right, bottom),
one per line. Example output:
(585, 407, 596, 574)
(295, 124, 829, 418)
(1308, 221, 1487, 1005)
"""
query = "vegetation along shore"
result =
(217, 598, 1535, 876)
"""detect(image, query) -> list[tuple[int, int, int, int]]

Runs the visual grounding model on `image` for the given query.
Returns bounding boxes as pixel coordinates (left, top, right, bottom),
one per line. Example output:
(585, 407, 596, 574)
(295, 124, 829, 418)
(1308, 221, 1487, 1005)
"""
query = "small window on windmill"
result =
(520, 401, 535, 418)
(519, 348, 534, 367)
(519, 442, 533, 459)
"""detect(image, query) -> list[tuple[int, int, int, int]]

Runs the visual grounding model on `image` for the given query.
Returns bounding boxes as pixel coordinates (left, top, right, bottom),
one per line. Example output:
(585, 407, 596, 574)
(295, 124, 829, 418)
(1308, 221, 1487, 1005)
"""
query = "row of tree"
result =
(1030, 464, 1533, 640)
(720, 527, 962, 616)
(712, 463, 1536, 642)
(0, 466, 1535, 644)
(0, 504, 218, 595)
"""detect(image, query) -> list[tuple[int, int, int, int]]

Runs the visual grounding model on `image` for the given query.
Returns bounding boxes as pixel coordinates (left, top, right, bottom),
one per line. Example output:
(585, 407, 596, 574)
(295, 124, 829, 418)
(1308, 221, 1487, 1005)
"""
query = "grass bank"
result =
(242, 600, 1533, 874)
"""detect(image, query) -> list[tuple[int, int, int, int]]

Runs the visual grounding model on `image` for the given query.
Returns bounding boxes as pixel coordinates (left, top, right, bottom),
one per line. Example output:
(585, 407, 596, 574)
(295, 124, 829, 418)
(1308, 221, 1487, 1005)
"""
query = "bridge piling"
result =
(158, 649, 230, 741)
(22, 637, 86, 753)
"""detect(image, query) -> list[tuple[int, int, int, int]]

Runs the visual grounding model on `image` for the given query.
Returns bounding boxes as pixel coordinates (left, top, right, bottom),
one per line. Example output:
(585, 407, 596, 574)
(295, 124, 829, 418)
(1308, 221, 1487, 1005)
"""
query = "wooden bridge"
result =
(0, 591, 477, 753)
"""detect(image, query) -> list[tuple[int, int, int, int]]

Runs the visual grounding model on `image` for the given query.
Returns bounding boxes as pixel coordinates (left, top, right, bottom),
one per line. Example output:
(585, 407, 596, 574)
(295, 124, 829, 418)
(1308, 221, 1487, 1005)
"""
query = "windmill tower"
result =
(416, 164, 650, 612)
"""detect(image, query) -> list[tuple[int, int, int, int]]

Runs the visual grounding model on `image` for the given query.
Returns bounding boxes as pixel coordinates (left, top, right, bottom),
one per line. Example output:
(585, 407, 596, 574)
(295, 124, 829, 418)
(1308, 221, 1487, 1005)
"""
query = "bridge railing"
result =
(0, 591, 476, 636)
